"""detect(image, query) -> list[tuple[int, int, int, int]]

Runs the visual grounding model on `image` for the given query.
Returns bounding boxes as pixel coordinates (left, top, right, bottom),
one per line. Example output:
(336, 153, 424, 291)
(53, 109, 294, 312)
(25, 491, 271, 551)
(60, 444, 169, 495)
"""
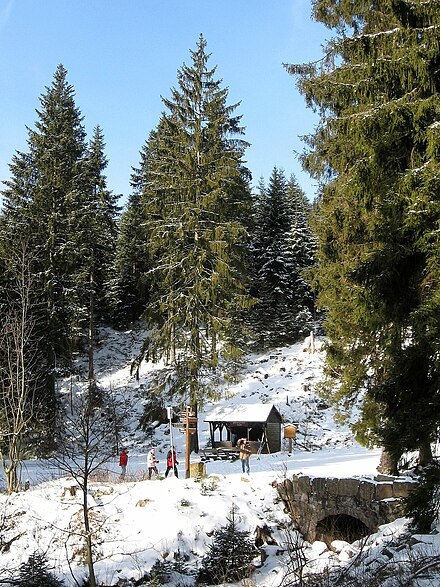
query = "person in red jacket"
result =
(165, 448, 178, 478)
(119, 448, 128, 480)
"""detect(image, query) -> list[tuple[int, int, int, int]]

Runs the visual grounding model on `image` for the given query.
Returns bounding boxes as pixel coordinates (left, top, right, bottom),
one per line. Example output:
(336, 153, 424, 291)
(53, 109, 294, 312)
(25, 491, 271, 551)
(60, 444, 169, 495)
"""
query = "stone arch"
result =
(315, 501, 378, 535)
(315, 514, 370, 546)
(275, 474, 417, 544)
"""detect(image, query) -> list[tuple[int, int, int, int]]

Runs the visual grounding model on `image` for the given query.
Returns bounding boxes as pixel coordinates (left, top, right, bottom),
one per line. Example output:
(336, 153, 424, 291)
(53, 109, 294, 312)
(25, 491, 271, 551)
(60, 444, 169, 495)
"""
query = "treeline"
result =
(0, 37, 316, 461)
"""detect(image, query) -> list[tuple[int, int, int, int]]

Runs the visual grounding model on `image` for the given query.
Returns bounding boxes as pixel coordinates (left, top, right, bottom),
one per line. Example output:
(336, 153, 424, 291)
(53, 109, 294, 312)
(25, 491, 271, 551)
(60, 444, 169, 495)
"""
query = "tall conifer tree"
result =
(286, 175, 317, 327)
(20, 64, 86, 364)
(250, 169, 315, 348)
(111, 137, 155, 326)
(287, 0, 440, 472)
(0, 65, 99, 438)
(82, 125, 120, 323)
(137, 36, 253, 409)
(71, 125, 120, 381)
(251, 168, 315, 348)
(251, 168, 295, 346)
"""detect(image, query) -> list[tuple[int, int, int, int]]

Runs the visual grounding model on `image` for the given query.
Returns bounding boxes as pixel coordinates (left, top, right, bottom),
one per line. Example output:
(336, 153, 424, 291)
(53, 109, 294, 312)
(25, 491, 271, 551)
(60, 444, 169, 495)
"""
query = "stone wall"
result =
(275, 474, 417, 542)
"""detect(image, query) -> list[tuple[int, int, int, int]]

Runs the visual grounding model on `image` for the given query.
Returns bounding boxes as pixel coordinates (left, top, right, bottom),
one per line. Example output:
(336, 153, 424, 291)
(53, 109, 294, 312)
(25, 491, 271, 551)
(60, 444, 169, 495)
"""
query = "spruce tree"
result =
(27, 64, 87, 363)
(84, 125, 120, 323)
(12, 551, 64, 587)
(136, 36, 254, 410)
(111, 134, 159, 327)
(0, 65, 104, 444)
(251, 168, 295, 347)
(286, 174, 317, 333)
(286, 0, 440, 472)
(197, 506, 258, 585)
(1, 65, 87, 365)
(70, 125, 120, 381)
(250, 168, 315, 348)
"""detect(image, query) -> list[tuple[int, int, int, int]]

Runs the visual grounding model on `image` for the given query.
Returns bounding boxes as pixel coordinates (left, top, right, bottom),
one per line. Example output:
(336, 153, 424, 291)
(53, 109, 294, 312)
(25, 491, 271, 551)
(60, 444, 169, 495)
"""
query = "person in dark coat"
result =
(119, 448, 128, 480)
(165, 448, 178, 478)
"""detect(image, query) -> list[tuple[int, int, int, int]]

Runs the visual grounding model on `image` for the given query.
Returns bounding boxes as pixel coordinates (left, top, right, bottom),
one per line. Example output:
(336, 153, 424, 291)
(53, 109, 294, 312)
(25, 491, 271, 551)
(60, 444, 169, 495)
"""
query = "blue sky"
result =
(0, 0, 330, 206)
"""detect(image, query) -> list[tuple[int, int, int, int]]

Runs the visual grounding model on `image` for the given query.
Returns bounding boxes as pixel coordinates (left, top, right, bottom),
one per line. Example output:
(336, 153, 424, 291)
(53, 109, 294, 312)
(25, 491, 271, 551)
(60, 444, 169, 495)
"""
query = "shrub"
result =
(10, 552, 64, 587)
(197, 506, 258, 585)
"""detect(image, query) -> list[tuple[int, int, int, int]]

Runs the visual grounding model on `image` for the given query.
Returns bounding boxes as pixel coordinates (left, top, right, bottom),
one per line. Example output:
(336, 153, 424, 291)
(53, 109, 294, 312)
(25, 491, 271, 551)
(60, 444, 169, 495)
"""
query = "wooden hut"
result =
(204, 403, 282, 454)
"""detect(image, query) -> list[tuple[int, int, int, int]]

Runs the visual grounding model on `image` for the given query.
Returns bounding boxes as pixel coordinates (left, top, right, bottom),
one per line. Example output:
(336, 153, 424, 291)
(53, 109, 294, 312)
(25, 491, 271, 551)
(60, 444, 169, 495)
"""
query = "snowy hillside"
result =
(1, 325, 439, 586)
(67, 325, 355, 458)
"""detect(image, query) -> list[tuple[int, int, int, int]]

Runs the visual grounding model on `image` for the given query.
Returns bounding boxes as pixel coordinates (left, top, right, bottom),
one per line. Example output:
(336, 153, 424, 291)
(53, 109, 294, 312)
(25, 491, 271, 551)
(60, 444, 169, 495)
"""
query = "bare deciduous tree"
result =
(0, 244, 44, 494)
(51, 389, 120, 587)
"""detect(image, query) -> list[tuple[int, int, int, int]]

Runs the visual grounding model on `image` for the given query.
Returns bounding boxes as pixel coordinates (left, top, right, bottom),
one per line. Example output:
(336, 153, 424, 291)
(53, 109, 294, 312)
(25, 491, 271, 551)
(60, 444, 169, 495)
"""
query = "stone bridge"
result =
(275, 474, 417, 543)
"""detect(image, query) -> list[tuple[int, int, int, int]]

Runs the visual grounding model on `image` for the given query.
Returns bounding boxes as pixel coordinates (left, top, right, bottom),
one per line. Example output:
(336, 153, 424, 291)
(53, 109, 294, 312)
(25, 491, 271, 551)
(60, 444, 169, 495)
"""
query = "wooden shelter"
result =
(204, 403, 282, 454)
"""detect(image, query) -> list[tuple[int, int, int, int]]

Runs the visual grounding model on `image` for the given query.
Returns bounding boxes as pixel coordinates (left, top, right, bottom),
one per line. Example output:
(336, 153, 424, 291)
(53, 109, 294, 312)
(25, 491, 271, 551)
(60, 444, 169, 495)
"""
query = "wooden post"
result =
(185, 406, 191, 479)
(167, 407, 175, 476)
(185, 407, 198, 478)
(284, 424, 297, 454)
(310, 330, 315, 353)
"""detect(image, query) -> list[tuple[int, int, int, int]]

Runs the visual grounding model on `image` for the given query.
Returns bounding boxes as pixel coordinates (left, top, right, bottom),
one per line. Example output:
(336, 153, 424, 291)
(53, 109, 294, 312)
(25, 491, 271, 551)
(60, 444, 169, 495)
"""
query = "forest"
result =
(0, 0, 439, 499)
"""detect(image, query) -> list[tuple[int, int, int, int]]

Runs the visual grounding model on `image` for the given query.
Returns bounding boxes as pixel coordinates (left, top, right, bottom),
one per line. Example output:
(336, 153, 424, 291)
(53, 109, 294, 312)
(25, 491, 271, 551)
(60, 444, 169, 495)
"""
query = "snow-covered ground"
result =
(1, 326, 439, 586)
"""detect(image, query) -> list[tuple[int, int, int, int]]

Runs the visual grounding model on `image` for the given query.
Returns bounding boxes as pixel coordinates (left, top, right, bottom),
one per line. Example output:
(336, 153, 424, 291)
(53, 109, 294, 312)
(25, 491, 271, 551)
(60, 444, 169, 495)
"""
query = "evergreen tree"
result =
(0, 151, 36, 230)
(110, 193, 147, 326)
(70, 125, 120, 381)
(1, 65, 88, 438)
(0, 66, 118, 444)
(111, 135, 158, 326)
(286, 0, 440, 472)
(250, 168, 315, 348)
(286, 174, 317, 332)
(12, 551, 64, 587)
(136, 36, 254, 410)
(2, 65, 87, 364)
(27, 64, 87, 362)
(251, 168, 295, 347)
(84, 125, 120, 323)
(197, 506, 258, 585)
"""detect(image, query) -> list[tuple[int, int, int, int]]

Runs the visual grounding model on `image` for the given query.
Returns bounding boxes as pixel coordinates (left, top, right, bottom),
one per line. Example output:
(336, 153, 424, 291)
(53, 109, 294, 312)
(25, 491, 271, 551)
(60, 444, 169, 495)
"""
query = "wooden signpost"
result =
(173, 406, 198, 478)
(184, 407, 197, 478)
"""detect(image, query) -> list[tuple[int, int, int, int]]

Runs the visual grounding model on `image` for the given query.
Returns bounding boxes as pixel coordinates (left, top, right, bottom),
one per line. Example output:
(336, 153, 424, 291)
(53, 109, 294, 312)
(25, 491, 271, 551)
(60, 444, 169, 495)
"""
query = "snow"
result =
(1, 326, 439, 586)
(204, 402, 279, 422)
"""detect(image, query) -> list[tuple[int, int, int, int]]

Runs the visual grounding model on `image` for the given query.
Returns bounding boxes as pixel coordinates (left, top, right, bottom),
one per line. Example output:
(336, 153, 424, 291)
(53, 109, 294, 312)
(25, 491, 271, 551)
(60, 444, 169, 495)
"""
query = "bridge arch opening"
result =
(315, 514, 370, 546)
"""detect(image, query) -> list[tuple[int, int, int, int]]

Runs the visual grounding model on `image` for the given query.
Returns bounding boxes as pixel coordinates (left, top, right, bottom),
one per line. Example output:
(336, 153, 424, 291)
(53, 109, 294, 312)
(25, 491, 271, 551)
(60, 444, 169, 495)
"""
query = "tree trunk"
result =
(88, 269, 95, 383)
(418, 438, 433, 467)
(84, 507, 97, 587)
(83, 463, 97, 587)
(190, 400, 199, 454)
(377, 447, 401, 476)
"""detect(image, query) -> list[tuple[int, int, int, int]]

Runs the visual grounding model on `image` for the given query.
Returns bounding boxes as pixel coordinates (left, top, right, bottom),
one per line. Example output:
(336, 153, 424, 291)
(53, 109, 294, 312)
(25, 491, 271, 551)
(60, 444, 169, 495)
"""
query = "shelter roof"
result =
(204, 403, 281, 424)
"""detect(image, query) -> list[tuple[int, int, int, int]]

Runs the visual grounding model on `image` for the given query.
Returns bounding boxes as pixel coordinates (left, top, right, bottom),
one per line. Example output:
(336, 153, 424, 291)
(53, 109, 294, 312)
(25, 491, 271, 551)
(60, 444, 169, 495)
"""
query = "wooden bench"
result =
(200, 447, 240, 462)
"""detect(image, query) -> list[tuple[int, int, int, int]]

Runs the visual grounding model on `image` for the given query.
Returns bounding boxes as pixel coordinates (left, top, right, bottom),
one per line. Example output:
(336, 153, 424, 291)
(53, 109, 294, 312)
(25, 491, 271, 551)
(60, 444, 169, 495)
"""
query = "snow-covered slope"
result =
(1, 325, 438, 586)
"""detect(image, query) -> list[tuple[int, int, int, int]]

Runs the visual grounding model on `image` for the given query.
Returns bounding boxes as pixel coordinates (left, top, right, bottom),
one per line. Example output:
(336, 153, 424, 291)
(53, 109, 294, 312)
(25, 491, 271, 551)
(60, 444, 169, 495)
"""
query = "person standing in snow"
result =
(165, 448, 179, 478)
(119, 447, 128, 480)
(237, 438, 251, 475)
(147, 448, 159, 479)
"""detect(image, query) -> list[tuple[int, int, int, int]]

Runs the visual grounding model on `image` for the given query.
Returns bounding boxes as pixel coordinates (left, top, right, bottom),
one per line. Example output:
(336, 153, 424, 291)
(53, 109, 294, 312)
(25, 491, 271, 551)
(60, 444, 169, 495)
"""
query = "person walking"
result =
(165, 448, 179, 478)
(119, 447, 129, 480)
(147, 448, 159, 479)
(237, 438, 251, 475)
